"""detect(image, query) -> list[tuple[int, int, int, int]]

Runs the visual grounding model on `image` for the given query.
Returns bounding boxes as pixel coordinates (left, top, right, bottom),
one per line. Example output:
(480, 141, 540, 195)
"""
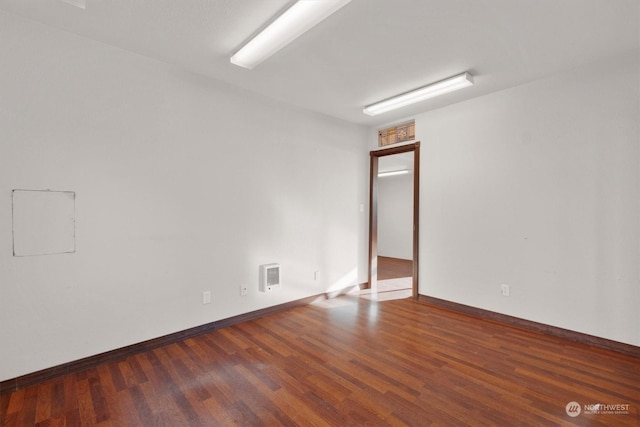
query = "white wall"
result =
(0, 11, 369, 381)
(377, 173, 413, 260)
(382, 51, 638, 346)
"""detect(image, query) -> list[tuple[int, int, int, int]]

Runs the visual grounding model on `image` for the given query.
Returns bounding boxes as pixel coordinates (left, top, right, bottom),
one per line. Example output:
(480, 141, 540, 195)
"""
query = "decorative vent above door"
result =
(378, 120, 415, 147)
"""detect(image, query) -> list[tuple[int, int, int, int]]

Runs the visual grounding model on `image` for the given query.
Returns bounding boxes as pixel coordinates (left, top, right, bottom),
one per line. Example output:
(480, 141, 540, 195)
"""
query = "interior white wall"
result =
(377, 173, 413, 260)
(0, 11, 369, 381)
(370, 51, 639, 346)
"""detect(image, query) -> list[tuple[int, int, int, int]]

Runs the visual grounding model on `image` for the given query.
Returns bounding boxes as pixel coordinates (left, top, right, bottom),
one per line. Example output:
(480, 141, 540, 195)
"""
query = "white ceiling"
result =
(1, 0, 638, 126)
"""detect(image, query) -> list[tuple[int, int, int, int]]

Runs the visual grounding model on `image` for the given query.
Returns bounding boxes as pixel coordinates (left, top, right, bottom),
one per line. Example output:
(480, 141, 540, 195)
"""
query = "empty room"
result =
(1, 0, 639, 425)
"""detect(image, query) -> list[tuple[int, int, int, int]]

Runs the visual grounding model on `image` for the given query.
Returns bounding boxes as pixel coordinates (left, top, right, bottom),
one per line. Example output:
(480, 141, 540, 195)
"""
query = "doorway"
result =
(368, 142, 420, 299)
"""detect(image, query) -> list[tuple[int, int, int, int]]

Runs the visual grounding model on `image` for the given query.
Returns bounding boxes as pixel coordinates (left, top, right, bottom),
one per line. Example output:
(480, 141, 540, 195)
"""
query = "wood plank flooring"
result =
(2, 294, 639, 426)
(377, 257, 412, 281)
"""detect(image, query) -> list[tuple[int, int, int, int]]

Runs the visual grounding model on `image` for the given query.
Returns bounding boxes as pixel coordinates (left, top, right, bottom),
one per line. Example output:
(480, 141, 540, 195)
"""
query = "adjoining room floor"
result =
(377, 256, 413, 281)
(361, 256, 413, 300)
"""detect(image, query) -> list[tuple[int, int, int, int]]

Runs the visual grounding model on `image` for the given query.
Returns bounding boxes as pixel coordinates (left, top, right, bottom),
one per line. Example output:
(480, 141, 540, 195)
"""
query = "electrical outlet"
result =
(203, 291, 211, 304)
(501, 284, 510, 297)
(240, 285, 248, 296)
(314, 271, 320, 281)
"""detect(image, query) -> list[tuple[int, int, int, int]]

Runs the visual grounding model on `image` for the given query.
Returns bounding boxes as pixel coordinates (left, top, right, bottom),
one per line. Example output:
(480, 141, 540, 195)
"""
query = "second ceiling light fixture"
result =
(363, 72, 475, 116)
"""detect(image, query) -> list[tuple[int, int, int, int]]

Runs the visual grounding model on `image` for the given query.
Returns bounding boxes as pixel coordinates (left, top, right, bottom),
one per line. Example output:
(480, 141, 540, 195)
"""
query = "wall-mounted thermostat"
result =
(260, 263, 281, 292)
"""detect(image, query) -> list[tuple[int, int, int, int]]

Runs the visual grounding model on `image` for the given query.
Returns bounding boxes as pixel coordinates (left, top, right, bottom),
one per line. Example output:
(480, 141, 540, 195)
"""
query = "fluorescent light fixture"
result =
(364, 72, 474, 116)
(378, 169, 410, 178)
(231, 0, 352, 70)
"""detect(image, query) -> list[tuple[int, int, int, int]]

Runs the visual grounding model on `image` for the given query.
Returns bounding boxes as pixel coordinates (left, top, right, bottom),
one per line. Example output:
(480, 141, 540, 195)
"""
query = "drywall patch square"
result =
(12, 189, 76, 256)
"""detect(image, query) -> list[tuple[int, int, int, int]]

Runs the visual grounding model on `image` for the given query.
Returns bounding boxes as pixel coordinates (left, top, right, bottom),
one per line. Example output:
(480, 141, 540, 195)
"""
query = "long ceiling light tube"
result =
(231, 0, 352, 70)
(378, 169, 410, 177)
(363, 72, 474, 116)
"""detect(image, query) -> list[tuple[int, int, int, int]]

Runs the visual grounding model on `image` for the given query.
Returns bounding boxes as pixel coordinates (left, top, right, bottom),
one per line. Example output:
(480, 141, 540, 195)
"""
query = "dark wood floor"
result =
(2, 295, 639, 426)
(378, 256, 412, 280)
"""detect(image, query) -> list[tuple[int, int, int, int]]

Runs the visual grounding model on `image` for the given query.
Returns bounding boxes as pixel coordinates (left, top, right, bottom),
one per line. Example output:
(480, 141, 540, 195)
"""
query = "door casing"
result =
(368, 142, 420, 299)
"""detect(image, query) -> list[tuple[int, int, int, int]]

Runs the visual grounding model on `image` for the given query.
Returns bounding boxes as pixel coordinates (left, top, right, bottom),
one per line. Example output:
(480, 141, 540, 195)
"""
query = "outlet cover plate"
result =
(501, 284, 510, 297)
